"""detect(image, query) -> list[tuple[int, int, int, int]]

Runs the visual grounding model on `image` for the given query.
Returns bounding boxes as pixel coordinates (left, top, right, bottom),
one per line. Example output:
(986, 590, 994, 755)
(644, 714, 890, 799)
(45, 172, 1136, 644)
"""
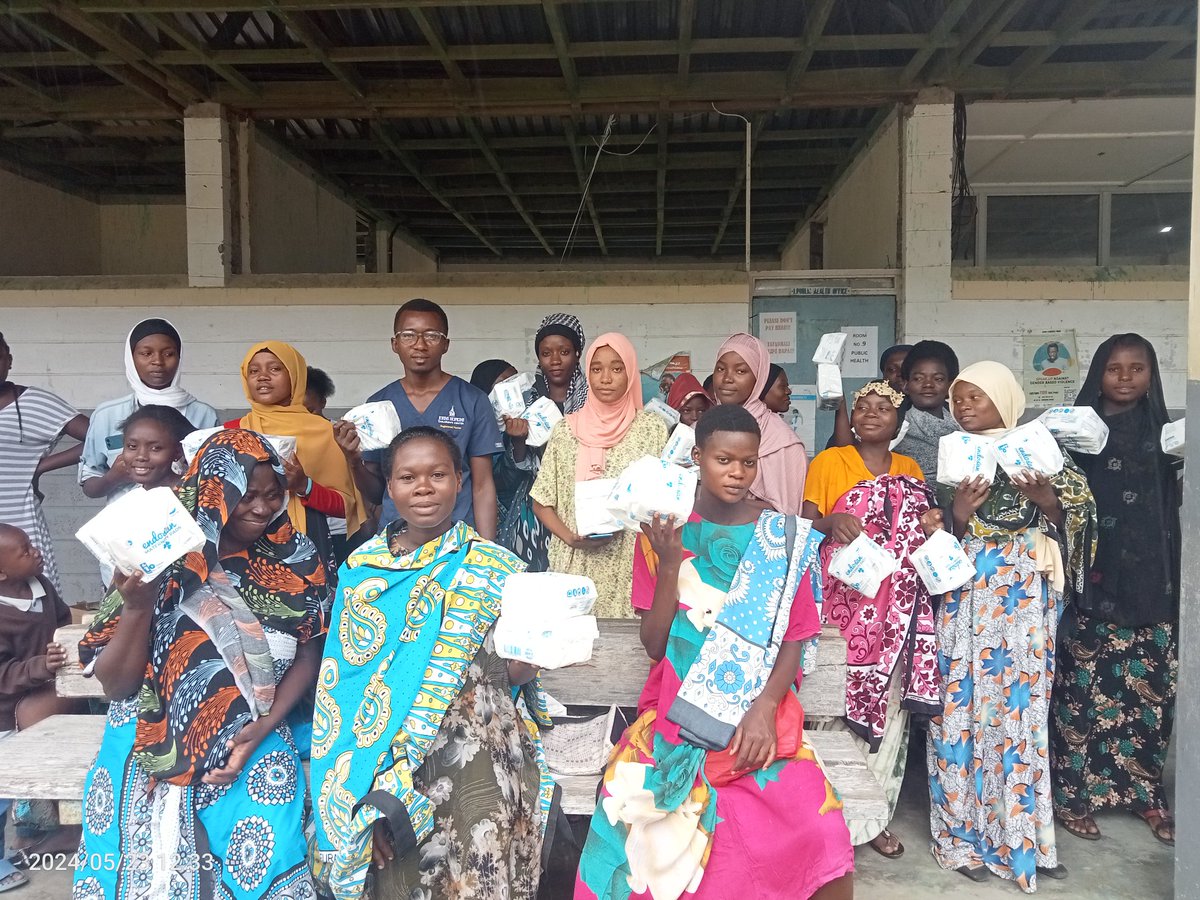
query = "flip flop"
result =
(0, 869, 28, 894)
(1057, 813, 1102, 841)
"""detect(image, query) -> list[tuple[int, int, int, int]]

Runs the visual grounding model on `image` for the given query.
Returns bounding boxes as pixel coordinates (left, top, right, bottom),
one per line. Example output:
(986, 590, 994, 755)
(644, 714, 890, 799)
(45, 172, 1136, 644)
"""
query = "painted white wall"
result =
(780, 224, 811, 270)
(822, 114, 901, 270)
(249, 139, 357, 274)
(99, 203, 187, 275)
(0, 169, 100, 275)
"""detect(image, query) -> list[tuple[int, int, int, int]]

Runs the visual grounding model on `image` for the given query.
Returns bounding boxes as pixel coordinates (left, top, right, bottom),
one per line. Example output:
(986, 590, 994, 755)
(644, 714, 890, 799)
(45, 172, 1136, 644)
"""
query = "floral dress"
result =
(529, 411, 667, 617)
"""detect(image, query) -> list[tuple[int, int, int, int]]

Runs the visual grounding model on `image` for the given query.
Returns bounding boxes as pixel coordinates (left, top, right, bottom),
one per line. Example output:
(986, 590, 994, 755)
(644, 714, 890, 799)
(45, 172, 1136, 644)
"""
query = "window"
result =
(1110, 192, 1190, 265)
(986, 194, 1099, 265)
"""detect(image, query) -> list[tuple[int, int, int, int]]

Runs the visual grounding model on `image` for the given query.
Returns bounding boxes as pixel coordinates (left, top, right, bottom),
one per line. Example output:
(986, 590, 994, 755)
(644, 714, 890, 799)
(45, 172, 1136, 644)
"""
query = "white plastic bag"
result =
(1038, 406, 1109, 454)
(490, 372, 535, 421)
(888, 418, 911, 451)
(501, 572, 597, 622)
(76, 486, 207, 579)
(644, 397, 681, 428)
(937, 432, 998, 486)
(909, 529, 975, 594)
(1162, 419, 1185, 457)
(521, 396, 563, 448)
(181, 427, 222, 464)
(341, 401, 403, 452)
(574, 479, 622, 537)
(661, 423, 696, 467)
(493, 614, 599, 669)
(993, 421, 1065, 478)
(812, 332, 848, 366)
(826, 533, 899, 599)
(817, 364, 842, 410)
(606, 456, 698, 533)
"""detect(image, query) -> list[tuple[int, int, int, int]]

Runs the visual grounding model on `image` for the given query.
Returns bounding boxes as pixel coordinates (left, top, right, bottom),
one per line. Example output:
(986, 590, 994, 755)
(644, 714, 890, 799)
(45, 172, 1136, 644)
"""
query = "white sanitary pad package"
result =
(182, 428, 297, 465)
(493, 614, 600, 669)
(341, 401, 403, 451)
(500, 572, 598, 622)
(937, 432, 999, 487)
(644, 397, 681, 428)
(574, 478, 623, 537)
(489, 372, 535, 421)
(606, 456, 698, 532)
(76, 485, 206, 579)
(827, 533, 899, 599)
(521, 396, 563, 448)
(1038, 406, 1109, 455)
(661, 423, 696, 467)
(993, 421, 1065, 479)
(817, 363, 842, 410)
(1162, 419, 1186, 457)
(812, 332, 848, 366)
(909, 529, 976, 595)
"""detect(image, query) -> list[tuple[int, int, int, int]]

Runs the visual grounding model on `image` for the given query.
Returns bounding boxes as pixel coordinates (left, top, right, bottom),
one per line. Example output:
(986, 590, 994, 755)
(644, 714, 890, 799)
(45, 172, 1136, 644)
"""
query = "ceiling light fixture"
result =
(1160, 225, 1174, 233)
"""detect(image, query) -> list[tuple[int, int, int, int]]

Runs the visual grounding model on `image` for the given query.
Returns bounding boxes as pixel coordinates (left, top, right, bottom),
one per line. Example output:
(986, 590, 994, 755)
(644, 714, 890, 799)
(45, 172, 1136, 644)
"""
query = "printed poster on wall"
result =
(641, 351, 692, 400)
(760, 311, 797, 363)
(839, 326, 878, 377)
(786, 384, 818, 453)
(1023, 331, 1079, 407)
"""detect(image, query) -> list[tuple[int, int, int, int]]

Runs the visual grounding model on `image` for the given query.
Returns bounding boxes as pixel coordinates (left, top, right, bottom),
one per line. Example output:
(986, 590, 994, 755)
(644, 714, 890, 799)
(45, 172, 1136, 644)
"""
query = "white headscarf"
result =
(949, 361, 1025, 437)
(124, 317, 198, 409)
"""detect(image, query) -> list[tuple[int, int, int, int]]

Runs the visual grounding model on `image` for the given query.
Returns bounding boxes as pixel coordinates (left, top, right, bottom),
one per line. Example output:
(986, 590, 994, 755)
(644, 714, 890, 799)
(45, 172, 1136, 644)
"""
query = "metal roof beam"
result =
(902, 0, 976, 85)
(940, 0, 1030, 80)
(1005, 0, 1104, 90)
(144, 12, 259, 95)
(542, 0, 577, 98)
(460, 116, 553, 254)
(268, 4, 366, 99)
(676, 0, 694, 88)
(781, 0, 835, 101)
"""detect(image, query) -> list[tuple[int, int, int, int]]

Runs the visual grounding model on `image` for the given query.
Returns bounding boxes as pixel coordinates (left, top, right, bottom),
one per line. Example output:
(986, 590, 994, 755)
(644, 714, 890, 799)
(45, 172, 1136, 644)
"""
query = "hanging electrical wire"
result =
(562, 114, 614, 260)
(950, 94, 976, 261)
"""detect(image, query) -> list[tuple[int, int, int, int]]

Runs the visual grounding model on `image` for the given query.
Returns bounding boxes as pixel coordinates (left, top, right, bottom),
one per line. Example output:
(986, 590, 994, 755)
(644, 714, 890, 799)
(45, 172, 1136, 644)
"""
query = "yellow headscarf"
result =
(238, 341, 364, 536)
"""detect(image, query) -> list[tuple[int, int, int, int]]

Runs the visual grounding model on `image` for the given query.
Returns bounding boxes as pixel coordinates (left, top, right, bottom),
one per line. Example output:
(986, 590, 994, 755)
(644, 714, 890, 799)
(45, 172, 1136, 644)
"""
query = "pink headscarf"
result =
(715, 332, 808, 514)
(567, 333, 643, 480)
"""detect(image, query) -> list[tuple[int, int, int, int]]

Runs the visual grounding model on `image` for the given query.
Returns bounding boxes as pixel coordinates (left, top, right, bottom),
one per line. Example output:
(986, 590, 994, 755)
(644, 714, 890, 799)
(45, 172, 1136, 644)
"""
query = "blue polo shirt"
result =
(363, 375, 503, 529)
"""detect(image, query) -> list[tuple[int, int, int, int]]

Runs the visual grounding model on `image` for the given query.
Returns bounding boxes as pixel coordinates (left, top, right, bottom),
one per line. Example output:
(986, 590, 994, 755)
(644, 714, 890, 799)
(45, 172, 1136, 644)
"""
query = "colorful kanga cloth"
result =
(73, 430, 329, 899)
(819, 474, 939, 748)
(927, 465, 1095, 894)
(574, 511, 854, 900)
(310, 522, 555, 900)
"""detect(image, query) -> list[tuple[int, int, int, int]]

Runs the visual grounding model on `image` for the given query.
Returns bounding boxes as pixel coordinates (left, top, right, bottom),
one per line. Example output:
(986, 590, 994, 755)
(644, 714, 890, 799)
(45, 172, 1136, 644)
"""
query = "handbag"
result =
(702, 688, 806, 787)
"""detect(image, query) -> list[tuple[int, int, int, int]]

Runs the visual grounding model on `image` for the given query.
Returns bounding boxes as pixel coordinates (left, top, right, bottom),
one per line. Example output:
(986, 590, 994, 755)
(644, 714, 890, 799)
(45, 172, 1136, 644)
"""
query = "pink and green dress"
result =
(574, 511, 854, 900)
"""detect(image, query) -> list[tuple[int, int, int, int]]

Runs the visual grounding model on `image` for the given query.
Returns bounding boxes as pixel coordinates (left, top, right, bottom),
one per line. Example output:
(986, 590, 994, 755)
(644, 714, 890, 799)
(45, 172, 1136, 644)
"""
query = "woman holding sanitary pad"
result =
(921, 361, 1095, 892)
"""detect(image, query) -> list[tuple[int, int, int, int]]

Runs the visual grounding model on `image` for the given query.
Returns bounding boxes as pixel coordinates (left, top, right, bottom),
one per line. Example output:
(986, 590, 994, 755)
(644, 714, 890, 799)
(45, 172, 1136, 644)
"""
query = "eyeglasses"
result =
(393, 330, 448, 346)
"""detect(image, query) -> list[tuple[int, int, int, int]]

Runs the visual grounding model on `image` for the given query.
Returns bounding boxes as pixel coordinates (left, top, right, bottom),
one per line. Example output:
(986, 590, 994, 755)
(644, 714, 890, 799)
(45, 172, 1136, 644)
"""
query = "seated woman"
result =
(575, 404, 853, 900)
(310, 427, 555, 900)
(229, 341, 364, 579)
(73, 429, 330, 899)
(803, 380, 936, 860)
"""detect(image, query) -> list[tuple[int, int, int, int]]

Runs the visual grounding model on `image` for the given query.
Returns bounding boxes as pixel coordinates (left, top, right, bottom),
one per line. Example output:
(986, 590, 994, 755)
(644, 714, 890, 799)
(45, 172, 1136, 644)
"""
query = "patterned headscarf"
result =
(853, 379, 905, 408)
(533, 312, 589, 414)
(80, 429, 329, 785)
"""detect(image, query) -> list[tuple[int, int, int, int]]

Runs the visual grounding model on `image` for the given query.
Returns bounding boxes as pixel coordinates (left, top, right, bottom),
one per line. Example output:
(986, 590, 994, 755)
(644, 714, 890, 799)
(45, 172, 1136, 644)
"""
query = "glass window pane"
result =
(1110, 193, 1191, 265)
(986, 195, 1099, 264)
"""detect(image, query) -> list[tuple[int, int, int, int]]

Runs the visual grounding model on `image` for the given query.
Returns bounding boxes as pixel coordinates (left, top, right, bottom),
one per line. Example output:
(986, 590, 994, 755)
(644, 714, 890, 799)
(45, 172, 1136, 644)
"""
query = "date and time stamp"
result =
(21, 851, 218, 872)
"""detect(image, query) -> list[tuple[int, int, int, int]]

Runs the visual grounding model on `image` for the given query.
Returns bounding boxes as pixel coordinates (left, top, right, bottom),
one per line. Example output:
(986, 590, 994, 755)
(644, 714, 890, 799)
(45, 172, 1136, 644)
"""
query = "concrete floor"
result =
(10, 739, 1175, 899)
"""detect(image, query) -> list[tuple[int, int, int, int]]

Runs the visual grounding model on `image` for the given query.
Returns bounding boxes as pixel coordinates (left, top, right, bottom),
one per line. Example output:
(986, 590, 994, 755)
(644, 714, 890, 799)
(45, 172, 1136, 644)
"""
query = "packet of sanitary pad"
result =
(490, 372, 535, 421)
(500, 572, 597, 622)
(521, 396, 563, 448)
(181, 428, 296, 464)
(644, 397, 681, 428)
(661, 423, 696, 467)
(909, 529, 975, 595)
(937, 432, 999, 487)
(76, 486, 207, 579)
(817, 364, 842, 410)
(605, 456, 698, 533)
(1162, 419, 1185, 458)
(812, 332, 848, 366)
(827, 533, 899, 599)
(574, 479, 622, 537)
(493, 614, 600, 669)
(993, 421, 1065, 478)
(1038, 406, 1109, 455)
(341, 401, 403, 452)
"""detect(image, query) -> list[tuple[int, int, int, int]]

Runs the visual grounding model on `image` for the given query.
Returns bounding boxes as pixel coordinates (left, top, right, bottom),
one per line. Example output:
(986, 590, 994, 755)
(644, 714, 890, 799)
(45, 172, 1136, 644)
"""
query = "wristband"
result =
(299, 477, 313, 499)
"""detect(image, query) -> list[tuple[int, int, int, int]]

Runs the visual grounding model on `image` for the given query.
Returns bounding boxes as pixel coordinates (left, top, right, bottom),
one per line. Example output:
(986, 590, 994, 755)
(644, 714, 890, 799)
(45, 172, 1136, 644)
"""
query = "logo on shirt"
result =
(437, 405, 466, 431)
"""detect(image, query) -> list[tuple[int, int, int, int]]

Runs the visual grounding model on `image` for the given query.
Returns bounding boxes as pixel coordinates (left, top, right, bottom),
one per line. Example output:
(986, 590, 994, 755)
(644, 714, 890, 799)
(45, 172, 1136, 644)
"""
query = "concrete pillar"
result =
(184, 103, 234, 287)
(899, 88, 954, 340)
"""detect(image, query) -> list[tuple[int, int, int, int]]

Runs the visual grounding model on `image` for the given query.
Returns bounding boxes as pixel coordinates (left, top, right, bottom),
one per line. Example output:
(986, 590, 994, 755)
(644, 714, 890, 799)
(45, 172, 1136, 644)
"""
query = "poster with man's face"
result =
(1024, 332, 1079, 407)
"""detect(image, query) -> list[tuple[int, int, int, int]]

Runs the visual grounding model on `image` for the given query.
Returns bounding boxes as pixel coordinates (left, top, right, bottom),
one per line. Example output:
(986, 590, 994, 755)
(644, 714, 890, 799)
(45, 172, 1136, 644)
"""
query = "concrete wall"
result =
(249, 139, 357, 274)
(0, 169, 100, 275)
(821, 114, 901, 270)
(780, 224, 811, 270)
(98, 203, 187, 275)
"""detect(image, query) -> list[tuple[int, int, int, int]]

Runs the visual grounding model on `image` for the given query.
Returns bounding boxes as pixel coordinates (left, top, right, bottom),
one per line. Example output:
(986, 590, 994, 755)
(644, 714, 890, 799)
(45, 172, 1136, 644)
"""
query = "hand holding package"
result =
(521, 396, 563, 448)
(500, 572, 597, 622)
(341, 401, 403, 451)
(661, 423, 696, 467)
(812, 332, 847, 366)
(605, 456, 698, 532)
(574, 478, 622, 536)
(181, 427, 295, 464)
(817, 364, 842, 410)
(827, 533, 899, 599)
(993, 421, 1064, 478)
(490, 372, 534, 421)
(909, 529, 975, 594)
(76, 486, 206, 579)
(937, 432, 998, 486)
(644, 397, 681, 428)
(493, 614, 599, 669)
(1038, 406, 1109, 454)
(1162, 419, 1185, 457)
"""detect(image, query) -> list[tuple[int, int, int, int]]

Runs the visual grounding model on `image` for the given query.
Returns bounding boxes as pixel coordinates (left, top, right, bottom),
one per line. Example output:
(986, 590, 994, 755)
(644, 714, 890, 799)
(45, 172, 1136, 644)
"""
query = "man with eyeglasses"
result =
(333, 298, 502, 538)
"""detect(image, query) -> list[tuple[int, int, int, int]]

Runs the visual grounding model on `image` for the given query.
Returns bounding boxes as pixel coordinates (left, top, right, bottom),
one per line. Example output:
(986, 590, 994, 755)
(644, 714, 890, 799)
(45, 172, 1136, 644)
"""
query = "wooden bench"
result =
(0, 621, 886, 827)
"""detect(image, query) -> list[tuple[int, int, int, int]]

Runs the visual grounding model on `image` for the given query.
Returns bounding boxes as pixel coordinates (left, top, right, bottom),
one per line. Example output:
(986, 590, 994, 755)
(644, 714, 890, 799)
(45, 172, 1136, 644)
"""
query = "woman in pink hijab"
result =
(712, 332, 808, 514)
(531, 333, 669, 617)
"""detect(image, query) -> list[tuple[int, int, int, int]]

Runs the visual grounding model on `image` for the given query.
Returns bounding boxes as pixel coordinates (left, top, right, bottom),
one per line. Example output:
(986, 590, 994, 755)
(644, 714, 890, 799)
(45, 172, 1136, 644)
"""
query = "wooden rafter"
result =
(542, 0, 577, 98)
(143, 12, 260, 95)
(675, 0, 694, 88)
(1005, 0, 1103, 90)
(940, 0, 1030, 81)
(460, 116, 553, 254)
(901, 0, 976, 85)
(781, 0, 835, 101)
(268, 3, 367, 99)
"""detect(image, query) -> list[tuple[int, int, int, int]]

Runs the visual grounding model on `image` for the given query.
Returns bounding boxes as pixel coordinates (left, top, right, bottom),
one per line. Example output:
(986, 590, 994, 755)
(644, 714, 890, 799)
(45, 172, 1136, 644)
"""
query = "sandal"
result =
(956, 865, 991, 882)
(1038, 863, 1069, 880)
(1057, 812, 1102, 841)
(1141, 809, 1175, 846)
(868, 829, 904, 859)
(0, 868, 28, 894)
